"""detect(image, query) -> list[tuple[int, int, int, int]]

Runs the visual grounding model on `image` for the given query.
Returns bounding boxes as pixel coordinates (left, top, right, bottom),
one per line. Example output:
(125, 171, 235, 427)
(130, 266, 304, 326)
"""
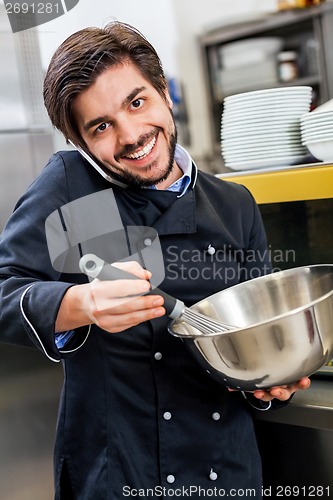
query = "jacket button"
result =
(212, 412, 221, 421)
(163, 411, 172, 420)
(167, 474, 175, 484)
(144, 238, 152, 246)
(209, 470, 218, 481)
(154, 352, 162, 360)
(207, 244, 216, 255)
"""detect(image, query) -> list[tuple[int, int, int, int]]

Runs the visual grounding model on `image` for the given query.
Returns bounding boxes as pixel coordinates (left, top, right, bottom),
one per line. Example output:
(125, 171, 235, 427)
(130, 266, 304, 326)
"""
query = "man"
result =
(0, 22, 310, 499)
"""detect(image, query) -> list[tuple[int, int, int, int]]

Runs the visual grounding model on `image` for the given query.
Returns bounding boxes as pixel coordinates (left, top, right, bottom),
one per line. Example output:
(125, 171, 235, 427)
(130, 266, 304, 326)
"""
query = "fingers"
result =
(85, 274, 166, 332)
(296, 377, 312, 390)
(93, 295, 166, 332)
(90, 277, 151, 307)
(253, 377, 311, 402)
(111, 261, 152, 280)
(96, 293, 164, 315)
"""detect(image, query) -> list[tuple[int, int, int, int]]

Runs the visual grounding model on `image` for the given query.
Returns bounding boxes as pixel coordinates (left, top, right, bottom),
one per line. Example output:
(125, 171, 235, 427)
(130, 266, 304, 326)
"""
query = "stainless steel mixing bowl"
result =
(169, 265, 333, 391)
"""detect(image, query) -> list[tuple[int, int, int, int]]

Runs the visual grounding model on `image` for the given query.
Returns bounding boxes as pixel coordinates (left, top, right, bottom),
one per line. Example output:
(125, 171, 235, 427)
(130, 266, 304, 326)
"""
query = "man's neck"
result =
(154, 161, 183, 190)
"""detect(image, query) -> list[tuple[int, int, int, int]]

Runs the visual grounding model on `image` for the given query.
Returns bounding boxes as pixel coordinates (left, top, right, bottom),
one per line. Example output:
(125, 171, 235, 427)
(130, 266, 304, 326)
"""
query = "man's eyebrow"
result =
(83, 86, 147, 133)
(83, 115, 111, 133)
(121, 86, 146, 108)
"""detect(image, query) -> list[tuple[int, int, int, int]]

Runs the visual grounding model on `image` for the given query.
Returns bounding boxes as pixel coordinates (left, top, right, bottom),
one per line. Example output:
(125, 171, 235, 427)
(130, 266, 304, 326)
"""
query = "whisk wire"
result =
(181, 308, 234, 335)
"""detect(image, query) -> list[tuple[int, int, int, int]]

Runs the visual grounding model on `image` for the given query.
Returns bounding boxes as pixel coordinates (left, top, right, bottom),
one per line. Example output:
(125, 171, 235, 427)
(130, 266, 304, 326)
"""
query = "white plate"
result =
(305, 139, 333, 162)
(301, 124, 333, 134)
(221, 125, 301, 139)
(224, 99, 312, 112)
(224, 95, 312, 108)
(222, 130, 301, 140)
(309, 98, 333, 114)
(222, 136, 301, 148)
(301, 129, 333, 141)
(223, 149, 307, 161)
(224, 85, 312, 97)
(222, 115, 305, 127)
(219, 60, 277, 81)
(221, 120, 302, 134)
(302, 125, 333, 133)
(222, 108, 310, 122)
(222, 140, 303, 151)
(223, 100, 311, 116)
(224, 86, 312, 103)
(223, 101, 311, 112)
(223, 142, 306, 154)
(301, 119, 333, 128)
(302, 133, 333, 144)
(225, 154, 308, 171)
(301, 110, 333, 122)
(222, 146, 305, 158)
(220, 37, 282, 56)
(301, 122, 333, 132)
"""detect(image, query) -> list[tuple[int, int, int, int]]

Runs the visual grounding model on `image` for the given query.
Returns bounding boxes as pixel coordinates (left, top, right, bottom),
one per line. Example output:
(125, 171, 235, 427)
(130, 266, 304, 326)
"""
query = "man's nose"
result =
(115, 116, 139, 146)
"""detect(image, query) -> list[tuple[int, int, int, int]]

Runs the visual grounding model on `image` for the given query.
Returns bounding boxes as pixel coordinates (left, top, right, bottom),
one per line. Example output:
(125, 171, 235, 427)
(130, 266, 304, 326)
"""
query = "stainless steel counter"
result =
(254, 378, 333, 491)
(255, 378, 333, 431)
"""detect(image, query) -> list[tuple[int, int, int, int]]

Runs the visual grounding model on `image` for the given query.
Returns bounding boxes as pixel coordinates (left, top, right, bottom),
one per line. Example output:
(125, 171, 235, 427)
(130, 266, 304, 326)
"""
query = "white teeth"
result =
(126, 136, 156, 160)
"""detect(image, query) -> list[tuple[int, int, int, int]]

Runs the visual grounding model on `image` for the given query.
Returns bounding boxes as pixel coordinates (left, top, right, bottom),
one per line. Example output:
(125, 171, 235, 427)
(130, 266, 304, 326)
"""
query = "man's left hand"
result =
(253, 377, 311, 402)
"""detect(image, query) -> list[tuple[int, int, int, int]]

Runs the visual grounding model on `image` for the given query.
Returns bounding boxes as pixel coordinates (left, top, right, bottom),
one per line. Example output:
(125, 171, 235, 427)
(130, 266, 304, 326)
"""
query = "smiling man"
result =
(0, 22, 310, 500)
(73, 67, 179, 188)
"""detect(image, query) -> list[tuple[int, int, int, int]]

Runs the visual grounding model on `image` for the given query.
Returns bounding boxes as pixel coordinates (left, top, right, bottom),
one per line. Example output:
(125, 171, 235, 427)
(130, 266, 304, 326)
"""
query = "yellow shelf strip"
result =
(218, 164, 333, 204)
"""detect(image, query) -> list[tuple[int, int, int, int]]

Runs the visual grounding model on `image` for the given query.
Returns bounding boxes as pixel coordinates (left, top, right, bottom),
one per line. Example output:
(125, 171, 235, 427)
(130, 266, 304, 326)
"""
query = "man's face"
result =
(73, 62, 179, 188)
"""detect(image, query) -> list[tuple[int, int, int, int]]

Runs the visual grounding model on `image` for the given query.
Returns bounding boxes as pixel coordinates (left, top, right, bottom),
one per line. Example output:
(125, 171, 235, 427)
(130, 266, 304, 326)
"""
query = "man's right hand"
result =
(55, 261, 165, 333)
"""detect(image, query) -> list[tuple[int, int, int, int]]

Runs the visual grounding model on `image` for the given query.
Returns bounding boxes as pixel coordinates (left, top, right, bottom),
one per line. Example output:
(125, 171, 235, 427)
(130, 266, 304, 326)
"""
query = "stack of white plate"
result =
(218, 37, 282, 95)
(219, 60, 278, 96)
(221, 86, 313, 171)
(220, 37, 283, 68)
(301, 99, 333, 162)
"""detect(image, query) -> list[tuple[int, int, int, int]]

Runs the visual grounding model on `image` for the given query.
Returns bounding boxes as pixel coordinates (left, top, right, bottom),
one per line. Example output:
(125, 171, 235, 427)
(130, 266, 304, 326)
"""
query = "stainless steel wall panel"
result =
(0, 133, 35, 230)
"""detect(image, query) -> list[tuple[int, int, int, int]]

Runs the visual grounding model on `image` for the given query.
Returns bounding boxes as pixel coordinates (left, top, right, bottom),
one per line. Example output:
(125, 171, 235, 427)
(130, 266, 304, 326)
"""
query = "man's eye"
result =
(96, 122, 110, 133)
(131, 98, 144, 109)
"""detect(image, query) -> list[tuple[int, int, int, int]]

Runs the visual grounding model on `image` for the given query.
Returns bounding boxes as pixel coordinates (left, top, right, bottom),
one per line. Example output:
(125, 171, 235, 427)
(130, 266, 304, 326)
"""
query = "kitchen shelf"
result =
(200, 2, 333, 150)
(217, 162, 333, 203)
(212, 75, 321, 103)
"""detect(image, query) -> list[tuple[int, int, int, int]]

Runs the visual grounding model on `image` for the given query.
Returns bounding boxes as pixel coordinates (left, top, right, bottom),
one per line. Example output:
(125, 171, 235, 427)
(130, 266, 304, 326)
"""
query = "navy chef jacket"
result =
(0, 151, 281, 499)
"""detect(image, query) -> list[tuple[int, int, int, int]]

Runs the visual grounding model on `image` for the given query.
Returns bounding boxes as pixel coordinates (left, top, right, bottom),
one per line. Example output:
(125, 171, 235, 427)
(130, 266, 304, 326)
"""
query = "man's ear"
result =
(164, 88, 173, 108)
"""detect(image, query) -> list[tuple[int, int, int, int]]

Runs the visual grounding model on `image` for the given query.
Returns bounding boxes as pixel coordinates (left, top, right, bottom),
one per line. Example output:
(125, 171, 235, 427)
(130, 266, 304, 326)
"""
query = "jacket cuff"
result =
(20, 282, 90, 362)
(242, 391, 294, 411)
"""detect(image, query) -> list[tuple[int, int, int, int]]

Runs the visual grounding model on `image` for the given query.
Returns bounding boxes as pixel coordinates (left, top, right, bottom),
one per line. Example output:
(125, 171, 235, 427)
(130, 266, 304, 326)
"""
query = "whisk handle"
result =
(79, 254, 184, 320)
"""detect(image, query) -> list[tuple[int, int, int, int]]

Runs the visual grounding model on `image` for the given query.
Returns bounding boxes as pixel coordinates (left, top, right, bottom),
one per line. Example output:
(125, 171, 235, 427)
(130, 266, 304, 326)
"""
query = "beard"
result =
(102, 117, 178, 189)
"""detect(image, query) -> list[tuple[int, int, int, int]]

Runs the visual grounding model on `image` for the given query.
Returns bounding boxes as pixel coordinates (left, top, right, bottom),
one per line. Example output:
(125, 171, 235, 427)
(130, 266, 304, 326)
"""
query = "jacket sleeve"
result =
(0, 153, 90, 362)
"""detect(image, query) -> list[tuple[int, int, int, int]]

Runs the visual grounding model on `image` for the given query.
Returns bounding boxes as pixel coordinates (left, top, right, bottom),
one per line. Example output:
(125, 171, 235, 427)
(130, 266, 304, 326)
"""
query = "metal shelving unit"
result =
(200, 3, 333, 151)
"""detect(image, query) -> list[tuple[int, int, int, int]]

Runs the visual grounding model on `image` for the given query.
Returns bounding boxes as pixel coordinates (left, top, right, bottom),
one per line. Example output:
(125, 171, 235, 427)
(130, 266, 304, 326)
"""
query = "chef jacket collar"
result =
(144, 144, 198, 197)
(165, 143, 196, 197)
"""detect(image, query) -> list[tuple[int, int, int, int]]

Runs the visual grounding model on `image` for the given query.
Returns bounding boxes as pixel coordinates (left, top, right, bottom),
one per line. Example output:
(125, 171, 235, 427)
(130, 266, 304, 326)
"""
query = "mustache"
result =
(115, 128, 161, 161)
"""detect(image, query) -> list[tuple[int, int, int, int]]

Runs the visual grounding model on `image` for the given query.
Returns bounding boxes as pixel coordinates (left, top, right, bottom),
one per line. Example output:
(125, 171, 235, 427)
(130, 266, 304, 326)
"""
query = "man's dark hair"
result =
(43, 22, 168, 147)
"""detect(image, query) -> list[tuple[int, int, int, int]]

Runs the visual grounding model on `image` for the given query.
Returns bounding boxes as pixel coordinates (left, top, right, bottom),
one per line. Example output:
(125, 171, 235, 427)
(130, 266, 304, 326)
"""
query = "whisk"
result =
(79, 254, 235, 335)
